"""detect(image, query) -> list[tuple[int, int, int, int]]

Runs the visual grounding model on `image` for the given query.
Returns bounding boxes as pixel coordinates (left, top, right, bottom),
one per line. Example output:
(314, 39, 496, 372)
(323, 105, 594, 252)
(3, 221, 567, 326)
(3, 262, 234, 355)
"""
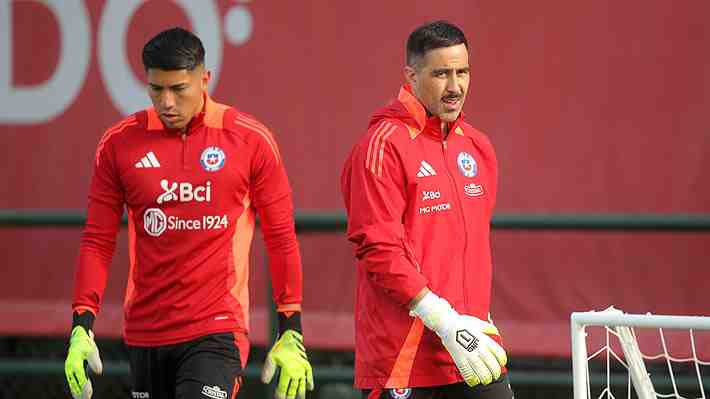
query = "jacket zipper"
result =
(181, 132, 187, 170)
(441, 139, 470, 309)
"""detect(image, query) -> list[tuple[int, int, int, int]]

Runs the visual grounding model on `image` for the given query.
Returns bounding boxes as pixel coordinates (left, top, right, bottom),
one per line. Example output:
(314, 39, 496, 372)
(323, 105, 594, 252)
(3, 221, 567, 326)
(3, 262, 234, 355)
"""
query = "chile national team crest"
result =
(200, 146, 226, 172)
(389, 388, 412, 399)
(457, 151, 478, 178)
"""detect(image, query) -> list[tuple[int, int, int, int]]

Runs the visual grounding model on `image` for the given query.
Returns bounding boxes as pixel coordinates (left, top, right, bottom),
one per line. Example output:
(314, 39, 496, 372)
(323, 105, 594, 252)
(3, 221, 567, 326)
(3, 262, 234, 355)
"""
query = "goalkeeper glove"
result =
(410, 291, 507, 387)
(65, 326, 103, 399)
(261, 312, 314, 399)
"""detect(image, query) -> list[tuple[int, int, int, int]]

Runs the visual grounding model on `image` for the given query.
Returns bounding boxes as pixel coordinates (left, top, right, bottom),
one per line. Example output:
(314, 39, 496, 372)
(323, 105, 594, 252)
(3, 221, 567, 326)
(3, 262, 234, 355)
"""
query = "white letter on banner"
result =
(99, 0, 223, 116)
(0, 0, 90, 124)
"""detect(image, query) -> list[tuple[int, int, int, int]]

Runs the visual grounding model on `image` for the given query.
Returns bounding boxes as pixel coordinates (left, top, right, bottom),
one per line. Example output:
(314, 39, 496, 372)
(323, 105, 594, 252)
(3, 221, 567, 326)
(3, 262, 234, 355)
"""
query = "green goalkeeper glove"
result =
(261, 329, 315, 399)
(65, 326, 103, 399)
(411, 291, 507, 387)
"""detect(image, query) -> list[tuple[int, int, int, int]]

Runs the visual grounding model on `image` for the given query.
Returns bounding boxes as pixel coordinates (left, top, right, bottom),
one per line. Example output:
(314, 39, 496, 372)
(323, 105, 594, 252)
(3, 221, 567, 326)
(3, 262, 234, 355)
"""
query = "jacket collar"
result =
(146, 93, 225, 132)
(397, 84, 466, 140)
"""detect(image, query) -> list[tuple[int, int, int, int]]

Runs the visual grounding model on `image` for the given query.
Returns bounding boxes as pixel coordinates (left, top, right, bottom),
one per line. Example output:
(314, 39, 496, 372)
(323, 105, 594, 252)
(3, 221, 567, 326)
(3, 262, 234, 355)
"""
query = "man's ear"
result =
(404, 65, 418, 87)
(201, 69, 211, 91)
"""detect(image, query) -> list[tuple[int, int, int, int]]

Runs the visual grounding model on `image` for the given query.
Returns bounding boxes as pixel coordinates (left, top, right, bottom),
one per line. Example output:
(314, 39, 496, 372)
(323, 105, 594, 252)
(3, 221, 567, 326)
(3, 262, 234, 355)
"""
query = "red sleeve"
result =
(72, 135, 124, 316)
(341, 122, 428, 307)
(251, 130, 303, 312)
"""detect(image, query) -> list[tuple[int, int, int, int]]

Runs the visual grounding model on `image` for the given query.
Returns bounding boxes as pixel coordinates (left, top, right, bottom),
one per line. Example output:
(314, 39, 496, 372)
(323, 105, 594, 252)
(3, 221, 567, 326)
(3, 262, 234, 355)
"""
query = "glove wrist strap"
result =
(72, 310, 95, 333)
(277, 311, 302, 336)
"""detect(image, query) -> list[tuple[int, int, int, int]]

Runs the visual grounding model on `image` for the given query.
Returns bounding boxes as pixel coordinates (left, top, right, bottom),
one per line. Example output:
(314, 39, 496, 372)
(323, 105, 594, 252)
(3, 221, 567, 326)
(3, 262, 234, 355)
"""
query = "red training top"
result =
(73, 95, 302, 347)
(342, 85, 504, 389)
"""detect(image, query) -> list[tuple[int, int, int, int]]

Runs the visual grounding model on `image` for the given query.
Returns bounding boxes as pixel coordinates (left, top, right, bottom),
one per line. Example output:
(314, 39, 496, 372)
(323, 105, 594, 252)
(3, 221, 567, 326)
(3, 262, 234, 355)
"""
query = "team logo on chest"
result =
(389, 388, 412, 399)
(457, 151, 478, 178)
(200, 146, 226, 172)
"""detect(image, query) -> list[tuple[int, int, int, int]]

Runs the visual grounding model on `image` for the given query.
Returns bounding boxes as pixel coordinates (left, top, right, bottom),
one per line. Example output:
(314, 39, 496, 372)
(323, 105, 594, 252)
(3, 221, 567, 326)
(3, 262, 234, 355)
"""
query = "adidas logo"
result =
(135, 152, 160, 168)
(416, 160, 436, 177)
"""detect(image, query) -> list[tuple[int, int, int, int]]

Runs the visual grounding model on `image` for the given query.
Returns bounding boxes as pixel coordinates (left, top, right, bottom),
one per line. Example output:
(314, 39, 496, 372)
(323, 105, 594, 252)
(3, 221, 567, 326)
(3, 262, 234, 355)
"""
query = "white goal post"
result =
(571, 308, 710, 399)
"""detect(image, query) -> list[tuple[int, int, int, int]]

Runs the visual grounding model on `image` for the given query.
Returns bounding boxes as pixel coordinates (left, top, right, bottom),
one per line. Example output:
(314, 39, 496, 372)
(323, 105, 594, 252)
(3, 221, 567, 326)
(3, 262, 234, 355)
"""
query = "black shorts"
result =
(127, 332, 243, 399)
(362, 375, 514, 399)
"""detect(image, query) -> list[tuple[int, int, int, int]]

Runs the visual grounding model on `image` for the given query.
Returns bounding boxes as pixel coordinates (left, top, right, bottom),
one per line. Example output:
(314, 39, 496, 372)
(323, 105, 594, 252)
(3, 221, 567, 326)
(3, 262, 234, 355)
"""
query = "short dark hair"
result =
(142, 27, 205, 71)
(406, 21, 468, 67)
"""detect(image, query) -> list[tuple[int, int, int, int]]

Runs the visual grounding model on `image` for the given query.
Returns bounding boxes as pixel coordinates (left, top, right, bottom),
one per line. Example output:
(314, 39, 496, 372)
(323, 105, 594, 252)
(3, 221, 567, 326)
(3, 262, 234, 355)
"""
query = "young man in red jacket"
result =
(342, 21, 514, 399)
(64, 28, 313, 399)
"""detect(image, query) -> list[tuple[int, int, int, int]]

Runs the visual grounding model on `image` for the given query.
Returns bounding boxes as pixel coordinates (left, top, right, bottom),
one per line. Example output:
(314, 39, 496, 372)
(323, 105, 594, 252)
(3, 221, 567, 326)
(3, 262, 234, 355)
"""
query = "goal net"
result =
(571, 307, 710, 399)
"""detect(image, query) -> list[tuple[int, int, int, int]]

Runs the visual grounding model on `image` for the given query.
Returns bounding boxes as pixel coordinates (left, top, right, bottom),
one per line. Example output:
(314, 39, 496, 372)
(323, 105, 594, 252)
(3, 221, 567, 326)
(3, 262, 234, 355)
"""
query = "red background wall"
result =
(1, 1, 708, 357)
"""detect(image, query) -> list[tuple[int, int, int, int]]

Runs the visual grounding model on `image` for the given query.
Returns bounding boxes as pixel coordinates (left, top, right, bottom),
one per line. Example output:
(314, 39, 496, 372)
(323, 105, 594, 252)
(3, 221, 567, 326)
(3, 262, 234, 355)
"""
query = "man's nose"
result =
(160, 91, 176, 110)
(446, 75, 461, 94)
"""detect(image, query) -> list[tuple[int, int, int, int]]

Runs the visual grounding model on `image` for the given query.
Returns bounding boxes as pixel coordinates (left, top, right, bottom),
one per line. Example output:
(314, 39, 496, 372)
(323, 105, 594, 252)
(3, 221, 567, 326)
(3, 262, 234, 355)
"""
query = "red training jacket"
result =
(341, 85, 503, 389)
(73, 95, 302, 349)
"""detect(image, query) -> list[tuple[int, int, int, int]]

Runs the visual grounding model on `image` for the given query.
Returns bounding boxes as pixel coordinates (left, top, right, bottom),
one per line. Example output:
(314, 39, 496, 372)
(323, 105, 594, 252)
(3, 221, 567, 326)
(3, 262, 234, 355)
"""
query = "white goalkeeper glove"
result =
(410, 291, 507, 387)
(65, 326, 103, 399)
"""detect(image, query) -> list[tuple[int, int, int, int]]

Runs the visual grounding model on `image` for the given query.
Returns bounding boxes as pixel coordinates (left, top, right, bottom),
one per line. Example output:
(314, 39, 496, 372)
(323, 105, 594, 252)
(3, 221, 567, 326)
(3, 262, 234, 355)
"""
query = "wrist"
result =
(72, 310, 95, 333)
(408, 287, 430, 309)
(410, 291, 456, 334)
(277, 311, 302, 336)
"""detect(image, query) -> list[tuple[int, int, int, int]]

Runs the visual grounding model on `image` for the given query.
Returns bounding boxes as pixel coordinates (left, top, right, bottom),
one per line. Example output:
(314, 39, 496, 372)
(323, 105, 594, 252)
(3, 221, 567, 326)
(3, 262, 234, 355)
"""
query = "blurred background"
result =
(1, 1, 709, 398)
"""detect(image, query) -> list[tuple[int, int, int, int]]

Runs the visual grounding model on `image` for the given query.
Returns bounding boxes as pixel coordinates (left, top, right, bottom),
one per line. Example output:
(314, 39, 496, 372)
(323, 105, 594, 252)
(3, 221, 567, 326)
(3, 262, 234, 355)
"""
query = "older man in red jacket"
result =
(342, 21, 513, 399)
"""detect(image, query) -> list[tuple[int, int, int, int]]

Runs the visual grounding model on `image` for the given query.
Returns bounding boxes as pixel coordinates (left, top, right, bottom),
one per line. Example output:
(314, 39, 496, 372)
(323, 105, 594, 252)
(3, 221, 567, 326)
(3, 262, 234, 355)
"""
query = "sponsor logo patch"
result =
(464, 183, 484, 197)
(419, 202, 451, 215)
(421, 190, 441, 201)
(416, 160, 436, 177)
(143, 208, 167, 237)
(135, 151, 160, 168)
(157, 180, 212, 204)
(143, 209, 228, 237)
(201, 385, 227, 399)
